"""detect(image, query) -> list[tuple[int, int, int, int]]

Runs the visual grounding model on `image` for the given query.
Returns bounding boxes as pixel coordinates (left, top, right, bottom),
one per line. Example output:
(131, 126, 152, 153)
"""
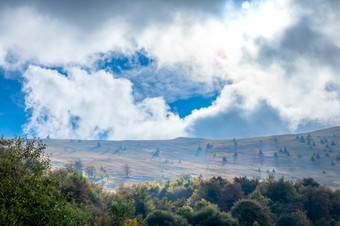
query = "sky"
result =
(0, 0, 340, 140)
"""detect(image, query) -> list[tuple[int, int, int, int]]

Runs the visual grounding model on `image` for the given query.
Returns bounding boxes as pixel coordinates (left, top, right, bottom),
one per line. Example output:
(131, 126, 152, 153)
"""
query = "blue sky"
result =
(0, 0, 340, 140)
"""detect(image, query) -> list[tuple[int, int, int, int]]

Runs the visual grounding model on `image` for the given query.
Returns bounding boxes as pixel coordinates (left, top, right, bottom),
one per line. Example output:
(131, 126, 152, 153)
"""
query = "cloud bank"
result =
(23, 66, 187, 140)
(1, 0, 340, 139)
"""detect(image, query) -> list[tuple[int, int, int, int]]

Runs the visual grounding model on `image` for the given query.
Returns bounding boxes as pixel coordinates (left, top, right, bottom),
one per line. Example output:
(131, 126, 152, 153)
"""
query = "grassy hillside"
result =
(44, 126, 340, 190)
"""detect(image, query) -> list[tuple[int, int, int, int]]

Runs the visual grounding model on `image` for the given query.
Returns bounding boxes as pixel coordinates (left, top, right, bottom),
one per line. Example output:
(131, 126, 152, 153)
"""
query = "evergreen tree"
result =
(222, 157, 228, 165)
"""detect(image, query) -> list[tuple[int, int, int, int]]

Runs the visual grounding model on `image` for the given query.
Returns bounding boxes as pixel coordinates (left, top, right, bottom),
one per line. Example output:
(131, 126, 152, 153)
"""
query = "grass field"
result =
(44, 126, 340, 190)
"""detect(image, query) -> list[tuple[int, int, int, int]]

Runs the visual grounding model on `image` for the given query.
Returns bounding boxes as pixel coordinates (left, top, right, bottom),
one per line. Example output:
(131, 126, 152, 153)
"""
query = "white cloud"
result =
(0, 7, 132, 69)
(0, 0, 339, 139)
(186, 60, 340, 134)
(23, 66, 187, 139)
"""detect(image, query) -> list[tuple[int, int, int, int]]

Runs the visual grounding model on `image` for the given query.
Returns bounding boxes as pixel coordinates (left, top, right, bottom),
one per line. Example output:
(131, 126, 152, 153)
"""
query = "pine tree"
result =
(222, 157, 228, 165)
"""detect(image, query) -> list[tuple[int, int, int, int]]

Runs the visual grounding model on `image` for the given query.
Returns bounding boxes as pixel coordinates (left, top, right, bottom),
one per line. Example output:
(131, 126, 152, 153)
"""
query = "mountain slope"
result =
(44, 126, 340, 189)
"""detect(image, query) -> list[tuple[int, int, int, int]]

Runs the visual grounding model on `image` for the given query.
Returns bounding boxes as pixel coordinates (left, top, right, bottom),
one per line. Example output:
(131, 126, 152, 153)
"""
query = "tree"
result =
(301, 186, 333, 222)
(284, 146, 288, 153)
(0, 138, 87, 225)
(231, 199, 270, 226)
(300, 136, 305, 143)
(145, 210, 188, 226)
(258, 150, 264, 157)
(123, 164, 131, 178)
(85, 164, 96, 177)
(74, 159, 83, 173)
(177, 206, 194, 222)
(191, 205, 238, 226)
(290, 210, 310, 226)
(219, 183, 244, 211)
(195, 146, 202, 156)
(263, 177, 298, 203)
(233, 138, 238, 148)
(277, 215, 298, 226)
(132, 184, 153, 217)
(234, 177, 259, 196)
(331, 140, 336, 146)
(222, 157, 228, 165)
(152, 147, 160, 157)
(110, 199, 135, 225)
(206, 143, 213, 150)
(299, 178, 319, 187)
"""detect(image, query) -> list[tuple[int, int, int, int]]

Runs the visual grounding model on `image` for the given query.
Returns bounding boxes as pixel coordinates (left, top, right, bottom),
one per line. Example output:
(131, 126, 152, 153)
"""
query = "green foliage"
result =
(0, 138, 88, 225)
(298, 177, 320, 187)
(277, 215, 298, 226)
(177, 206, 194, 221)
(110, 199, 135, 225)
(145, 210, 188, 226)
(234, 176, 259, 196)
(132, 184, 154, 217)
(219, 183, 244, 211)
(191, 204, 238, 226)
(2, 138, 340, 225)
(263, 177, 298, 203)
(300, 186, 338, 223)
(189, 177, 227, 207)
(231, 199, 270, 226)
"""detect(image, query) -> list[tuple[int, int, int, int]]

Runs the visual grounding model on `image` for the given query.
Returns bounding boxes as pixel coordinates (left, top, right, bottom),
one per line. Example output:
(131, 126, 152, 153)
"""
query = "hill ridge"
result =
(44, 126, 340, 189)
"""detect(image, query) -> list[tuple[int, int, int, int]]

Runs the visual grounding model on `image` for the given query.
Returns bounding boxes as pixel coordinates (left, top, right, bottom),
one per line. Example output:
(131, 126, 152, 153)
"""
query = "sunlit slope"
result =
(44, 126, 340, 189)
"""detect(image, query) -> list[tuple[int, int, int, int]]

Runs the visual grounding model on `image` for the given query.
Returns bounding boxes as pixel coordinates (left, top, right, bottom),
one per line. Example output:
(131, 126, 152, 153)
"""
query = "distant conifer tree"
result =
(233, 138, 238, 147)
(195, 146, 202, 156)
(300, 136, 305, 143)
(222, 157, 228, 165)
(258, 150, 264, 157)
(331, 140, 335, 146)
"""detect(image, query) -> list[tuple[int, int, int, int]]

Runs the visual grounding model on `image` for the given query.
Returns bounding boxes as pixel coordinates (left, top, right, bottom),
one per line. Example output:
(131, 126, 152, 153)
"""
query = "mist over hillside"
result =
(44, 126, 340, 190)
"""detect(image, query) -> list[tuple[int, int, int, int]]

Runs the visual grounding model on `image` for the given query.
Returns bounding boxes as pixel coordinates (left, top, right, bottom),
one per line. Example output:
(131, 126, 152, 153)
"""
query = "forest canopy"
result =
(0, 138, 339, 225)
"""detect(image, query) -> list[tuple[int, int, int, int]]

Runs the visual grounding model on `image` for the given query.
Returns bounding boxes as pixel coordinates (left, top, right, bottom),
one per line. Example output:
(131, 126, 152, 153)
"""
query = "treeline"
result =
(1, 138, 340, 225)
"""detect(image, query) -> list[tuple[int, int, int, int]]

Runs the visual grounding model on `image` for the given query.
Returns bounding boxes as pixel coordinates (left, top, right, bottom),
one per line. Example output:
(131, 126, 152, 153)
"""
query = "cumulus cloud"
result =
(23, 66, 187, 139)
(1, 0, 340, 139)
